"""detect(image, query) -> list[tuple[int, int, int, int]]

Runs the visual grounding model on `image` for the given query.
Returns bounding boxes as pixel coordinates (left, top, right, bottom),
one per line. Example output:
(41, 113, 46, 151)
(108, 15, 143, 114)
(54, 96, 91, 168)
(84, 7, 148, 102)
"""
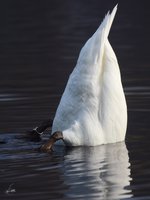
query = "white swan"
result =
(41, 5, 127, 150)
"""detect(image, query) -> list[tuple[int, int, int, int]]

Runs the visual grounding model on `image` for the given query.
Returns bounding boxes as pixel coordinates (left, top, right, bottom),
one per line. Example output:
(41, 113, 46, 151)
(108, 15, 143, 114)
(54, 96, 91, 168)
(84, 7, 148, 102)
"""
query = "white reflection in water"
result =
(63, 142, 132, 199)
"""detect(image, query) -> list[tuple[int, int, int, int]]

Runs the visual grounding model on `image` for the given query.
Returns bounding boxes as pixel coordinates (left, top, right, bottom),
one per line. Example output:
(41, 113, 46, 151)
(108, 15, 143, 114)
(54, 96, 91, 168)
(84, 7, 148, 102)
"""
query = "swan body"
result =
(52, 5, 127, 146)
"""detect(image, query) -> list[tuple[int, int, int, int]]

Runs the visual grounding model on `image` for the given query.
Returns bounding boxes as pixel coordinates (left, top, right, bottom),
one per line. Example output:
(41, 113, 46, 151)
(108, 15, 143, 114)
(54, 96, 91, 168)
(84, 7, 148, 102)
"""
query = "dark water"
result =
(0, 0, 150, 199)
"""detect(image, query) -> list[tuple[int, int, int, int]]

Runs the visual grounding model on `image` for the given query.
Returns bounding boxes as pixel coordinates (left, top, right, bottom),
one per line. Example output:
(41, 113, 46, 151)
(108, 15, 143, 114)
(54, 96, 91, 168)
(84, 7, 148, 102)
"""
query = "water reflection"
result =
(63, 142, 132, 199)
(0, 136, 132, 200)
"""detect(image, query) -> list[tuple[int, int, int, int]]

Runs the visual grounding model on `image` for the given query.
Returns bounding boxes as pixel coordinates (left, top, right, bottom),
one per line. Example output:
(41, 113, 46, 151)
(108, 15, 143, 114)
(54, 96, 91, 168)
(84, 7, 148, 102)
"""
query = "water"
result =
(0, 0, 150, 199)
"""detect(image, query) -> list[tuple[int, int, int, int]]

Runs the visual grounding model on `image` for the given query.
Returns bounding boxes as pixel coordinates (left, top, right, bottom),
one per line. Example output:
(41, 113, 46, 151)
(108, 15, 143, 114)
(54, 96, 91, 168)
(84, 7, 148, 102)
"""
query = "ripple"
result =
(0, 133, 133, 200)
(0, 94, 29, 102)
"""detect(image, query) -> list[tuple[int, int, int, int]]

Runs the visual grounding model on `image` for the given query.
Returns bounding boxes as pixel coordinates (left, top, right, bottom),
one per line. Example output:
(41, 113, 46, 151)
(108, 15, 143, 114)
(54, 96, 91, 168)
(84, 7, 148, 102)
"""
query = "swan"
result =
(40, 5, 127, 151)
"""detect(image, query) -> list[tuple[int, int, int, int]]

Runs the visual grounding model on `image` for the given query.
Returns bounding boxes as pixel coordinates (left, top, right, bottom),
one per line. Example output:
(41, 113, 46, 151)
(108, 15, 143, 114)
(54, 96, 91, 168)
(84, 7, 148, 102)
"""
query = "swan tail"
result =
(102, 4, 118, 40)
(94, 4, 118, 64)
(77, 5, 118, 66)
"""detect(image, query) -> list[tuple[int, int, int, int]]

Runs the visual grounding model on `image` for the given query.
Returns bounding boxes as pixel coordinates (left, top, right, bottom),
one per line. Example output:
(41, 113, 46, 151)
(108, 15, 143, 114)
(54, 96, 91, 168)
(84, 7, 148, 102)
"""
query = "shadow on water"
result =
(0, 134, 132, 200)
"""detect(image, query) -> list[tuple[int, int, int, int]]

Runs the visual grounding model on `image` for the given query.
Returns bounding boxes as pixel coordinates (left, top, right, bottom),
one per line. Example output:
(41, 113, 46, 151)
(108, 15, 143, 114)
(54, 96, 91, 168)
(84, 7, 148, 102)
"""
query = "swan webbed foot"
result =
(40, 131, 63, 152)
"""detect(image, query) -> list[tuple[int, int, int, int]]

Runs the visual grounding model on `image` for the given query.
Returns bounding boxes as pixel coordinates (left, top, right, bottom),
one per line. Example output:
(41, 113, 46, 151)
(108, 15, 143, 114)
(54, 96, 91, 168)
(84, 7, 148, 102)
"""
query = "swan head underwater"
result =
(41, 5, 127, 152)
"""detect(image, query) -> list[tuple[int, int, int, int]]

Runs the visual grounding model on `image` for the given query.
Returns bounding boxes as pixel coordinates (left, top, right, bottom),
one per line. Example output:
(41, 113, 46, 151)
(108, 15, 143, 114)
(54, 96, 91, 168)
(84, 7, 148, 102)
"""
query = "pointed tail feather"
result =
(77, 5, 118, 66)
(95, 5, 118, 63)
(102, 4, 118, 40)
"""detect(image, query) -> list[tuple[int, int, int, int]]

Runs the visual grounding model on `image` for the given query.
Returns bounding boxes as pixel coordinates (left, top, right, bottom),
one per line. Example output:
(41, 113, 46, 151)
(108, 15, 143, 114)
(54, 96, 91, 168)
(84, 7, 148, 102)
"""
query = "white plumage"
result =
(52, 5, 127, 146)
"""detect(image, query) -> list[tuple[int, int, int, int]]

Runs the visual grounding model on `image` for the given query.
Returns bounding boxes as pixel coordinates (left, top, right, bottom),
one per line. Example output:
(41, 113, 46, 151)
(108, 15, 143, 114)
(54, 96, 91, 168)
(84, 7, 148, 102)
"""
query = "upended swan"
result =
(39, 5, 127, 151)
